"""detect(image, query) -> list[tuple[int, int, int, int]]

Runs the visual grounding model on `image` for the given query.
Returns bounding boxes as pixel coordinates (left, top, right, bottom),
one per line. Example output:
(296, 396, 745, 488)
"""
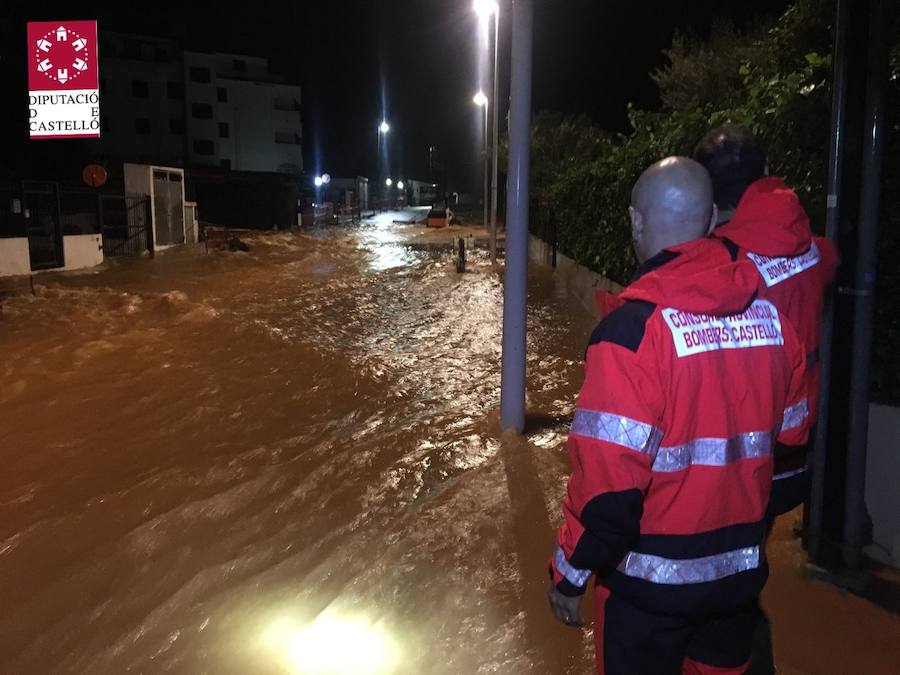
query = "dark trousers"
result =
(594, 585, 761, 675)
(747, 608, 776, 674)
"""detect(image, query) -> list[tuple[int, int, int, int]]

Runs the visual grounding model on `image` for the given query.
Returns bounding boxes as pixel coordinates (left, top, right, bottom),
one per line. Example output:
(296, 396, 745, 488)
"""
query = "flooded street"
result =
(5, 213, 899, 675)
(0, 214, 597, 674)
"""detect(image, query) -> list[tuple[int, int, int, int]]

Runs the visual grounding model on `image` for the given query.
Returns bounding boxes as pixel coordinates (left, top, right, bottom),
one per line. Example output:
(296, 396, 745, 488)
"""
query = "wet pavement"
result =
(1, 211, 897, 674)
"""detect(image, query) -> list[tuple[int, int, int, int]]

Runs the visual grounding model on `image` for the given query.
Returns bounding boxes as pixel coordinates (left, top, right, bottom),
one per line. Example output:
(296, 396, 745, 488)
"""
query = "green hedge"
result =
(527, 0, 900, 403)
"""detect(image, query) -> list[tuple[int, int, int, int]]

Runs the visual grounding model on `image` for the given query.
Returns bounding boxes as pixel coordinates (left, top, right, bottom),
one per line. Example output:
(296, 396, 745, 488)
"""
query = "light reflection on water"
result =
(0, 218, 596, 674)
(357, 219, 425, 271)
(262, 613, 398, 674)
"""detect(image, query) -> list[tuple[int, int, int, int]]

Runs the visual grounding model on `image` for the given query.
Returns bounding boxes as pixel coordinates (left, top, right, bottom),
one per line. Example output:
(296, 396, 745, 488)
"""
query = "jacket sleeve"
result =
(550, 327, 663, 596)
(814, 236, 840, 286)
(770, 317, 811, 518)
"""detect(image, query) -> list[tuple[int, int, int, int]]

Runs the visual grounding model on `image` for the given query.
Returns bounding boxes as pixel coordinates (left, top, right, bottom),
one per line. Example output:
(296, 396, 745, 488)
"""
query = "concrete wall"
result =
(0, 235, 103, 277)
(0, 238, 31, 277)
(61, 234, 103, 271)
(528, 234, 623, 317)
(866, 404, 900, 567)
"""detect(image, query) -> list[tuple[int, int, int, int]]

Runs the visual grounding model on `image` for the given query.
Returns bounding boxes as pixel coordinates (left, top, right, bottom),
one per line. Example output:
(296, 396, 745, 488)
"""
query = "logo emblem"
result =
(34, 25, 89, 86)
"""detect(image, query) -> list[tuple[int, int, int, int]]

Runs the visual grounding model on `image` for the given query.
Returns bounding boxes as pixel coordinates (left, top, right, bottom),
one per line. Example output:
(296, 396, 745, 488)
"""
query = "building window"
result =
(167, 81, 184, 100)
(232, 59, 246, 72)
(189, 66, 211, 83)
(124, 39, 141, 59)
(135, 118, 151, 134)
(220, 159, 232, 169)
(132, 80, 149, 98)
(217, 87, 228, 102)
(274, 97, 301, 112)
(191, 103, 213, 119)
(218, 122, 230, 138)
(193, 139, 214, 155)
(170, 118, 185, 134)
(100, 78, 107, 95)
(275, 131, 301, 145)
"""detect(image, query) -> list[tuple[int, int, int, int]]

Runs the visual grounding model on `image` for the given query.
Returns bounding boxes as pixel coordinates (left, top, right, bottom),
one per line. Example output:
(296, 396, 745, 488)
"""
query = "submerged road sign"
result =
(27, 20, 100, 139)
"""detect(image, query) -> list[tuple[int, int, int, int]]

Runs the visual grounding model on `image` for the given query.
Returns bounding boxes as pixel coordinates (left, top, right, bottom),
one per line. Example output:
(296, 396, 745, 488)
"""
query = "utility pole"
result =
(842, 0, 887, 572)
(490, 7, 500, 263)
(499, 0, 532, 433)
(808, 0, 850, 563)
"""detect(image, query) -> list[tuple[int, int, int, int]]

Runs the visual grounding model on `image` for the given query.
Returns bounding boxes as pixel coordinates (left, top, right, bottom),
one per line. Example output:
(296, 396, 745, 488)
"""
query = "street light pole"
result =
(377, 120, 390, 210)
(484, 98, 489, 232)
(490, 6, 500, 262)
(500, 0, 532, 433)
(474, 91, 489, 234)
(475, 0, 501, 261)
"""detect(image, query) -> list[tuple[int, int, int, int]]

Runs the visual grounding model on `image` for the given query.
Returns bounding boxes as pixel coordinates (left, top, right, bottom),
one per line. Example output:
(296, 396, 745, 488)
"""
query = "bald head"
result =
(629, 157, 717, 263)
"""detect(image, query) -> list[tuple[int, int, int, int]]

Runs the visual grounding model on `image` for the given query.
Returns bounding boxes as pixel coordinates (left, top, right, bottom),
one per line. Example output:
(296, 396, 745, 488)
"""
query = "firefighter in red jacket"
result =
(693, 124, 839, 675)
(547, 157, 809, 674)
(694, 124, 838, 517)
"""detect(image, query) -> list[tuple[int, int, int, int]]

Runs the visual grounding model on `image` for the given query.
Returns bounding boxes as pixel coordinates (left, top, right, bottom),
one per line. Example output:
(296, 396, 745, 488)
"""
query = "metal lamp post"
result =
(377, 121, 390, 209)
(499, 0, 532, 432)
(474, 90, 489, 234)
(475, 0, 500, 262)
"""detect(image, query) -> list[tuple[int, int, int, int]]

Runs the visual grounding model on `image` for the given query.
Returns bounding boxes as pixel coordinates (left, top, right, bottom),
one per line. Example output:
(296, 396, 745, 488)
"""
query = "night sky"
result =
(1, 1, 792, 189)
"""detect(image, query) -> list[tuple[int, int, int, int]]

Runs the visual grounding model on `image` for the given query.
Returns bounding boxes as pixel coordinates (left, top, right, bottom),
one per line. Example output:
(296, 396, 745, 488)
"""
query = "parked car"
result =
(426, 207, 451, 228)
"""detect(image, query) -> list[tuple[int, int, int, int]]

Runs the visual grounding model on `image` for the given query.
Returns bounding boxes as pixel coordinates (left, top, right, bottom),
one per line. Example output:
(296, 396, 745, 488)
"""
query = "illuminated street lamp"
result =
(379, 120, 390, 134)
(314, 176, 323, 187)
(474, 0, 499, 18)
(473, 91, 488, 107)
(397, 180, 404, 190)
(385, 178, 393, 187)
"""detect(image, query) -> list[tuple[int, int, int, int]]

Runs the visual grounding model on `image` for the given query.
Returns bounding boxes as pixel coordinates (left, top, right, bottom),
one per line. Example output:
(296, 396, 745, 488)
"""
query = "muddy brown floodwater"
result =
(0, 216, 598, 674)
(6, 216, 898, 675)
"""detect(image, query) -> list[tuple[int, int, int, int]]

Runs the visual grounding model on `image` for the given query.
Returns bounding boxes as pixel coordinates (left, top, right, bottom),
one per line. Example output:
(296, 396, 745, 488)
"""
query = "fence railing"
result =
(1, 181, 152, 258)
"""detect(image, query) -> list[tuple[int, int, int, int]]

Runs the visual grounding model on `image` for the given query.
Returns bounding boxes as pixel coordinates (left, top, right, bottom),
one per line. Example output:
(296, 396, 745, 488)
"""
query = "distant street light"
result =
(385, 178, 393, 187)
(314, 176, 323, 187)
(321, 173, 331, 185)
(473, 90, 488, 107)
(397, 181, 405, 190)
(379, 120, 390, 134)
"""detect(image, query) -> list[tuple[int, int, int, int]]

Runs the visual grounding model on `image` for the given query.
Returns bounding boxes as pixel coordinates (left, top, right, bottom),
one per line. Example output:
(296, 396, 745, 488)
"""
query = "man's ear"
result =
(707, 204, 719, 235)
(629, 205, 643, 239)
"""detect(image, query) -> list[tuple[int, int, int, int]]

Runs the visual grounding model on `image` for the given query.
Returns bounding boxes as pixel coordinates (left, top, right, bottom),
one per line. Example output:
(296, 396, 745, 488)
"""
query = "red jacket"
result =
(551, 237, 808, 616)
(714, 177, 838, 514)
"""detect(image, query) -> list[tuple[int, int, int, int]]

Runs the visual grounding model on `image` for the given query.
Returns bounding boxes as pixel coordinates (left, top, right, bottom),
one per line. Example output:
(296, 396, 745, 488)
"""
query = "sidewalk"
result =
(763, 516, 900, 674)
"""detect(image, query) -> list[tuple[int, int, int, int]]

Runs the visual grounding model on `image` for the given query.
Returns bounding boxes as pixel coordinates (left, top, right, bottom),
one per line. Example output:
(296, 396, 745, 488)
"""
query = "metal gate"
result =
(153, 170, 184, 245)
(22, 181, 64, 270)
(102, 195, 153, 257)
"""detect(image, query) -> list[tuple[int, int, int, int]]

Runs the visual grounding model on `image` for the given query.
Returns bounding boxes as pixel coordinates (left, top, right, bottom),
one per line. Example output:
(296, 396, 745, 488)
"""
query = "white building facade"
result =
(95, 33, 302, 175)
